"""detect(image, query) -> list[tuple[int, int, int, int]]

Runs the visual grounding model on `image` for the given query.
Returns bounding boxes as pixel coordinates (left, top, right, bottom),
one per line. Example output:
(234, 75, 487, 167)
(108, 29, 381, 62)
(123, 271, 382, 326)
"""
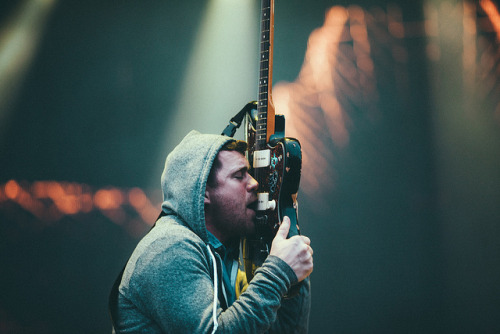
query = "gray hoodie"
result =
(113, 130, 310, 333)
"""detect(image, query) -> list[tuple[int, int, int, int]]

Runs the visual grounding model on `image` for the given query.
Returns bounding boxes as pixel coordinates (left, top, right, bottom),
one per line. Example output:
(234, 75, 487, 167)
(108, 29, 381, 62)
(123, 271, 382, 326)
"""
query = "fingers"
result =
(270, 218, 314, 282)
(302, 242, 313, 257)
(275, 216, 290, 240)
(301, 236, 311, 246)
(289, 235, 313, 258)
(297, 240, 314, 281)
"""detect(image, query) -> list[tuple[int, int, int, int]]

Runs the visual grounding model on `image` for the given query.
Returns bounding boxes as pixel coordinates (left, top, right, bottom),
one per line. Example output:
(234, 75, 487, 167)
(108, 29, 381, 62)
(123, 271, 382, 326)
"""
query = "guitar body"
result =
(243, 113, 302, 282)
(246, 113, 302, 242)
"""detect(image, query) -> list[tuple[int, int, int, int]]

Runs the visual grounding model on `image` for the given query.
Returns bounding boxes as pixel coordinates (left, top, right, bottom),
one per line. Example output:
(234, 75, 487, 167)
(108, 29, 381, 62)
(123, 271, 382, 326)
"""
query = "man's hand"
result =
(269, 216, 313, 282)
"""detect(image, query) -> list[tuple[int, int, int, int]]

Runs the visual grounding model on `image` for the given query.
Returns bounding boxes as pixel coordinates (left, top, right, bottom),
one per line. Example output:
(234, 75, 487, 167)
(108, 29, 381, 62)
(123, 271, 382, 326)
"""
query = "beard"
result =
(209, 200, 256, 241)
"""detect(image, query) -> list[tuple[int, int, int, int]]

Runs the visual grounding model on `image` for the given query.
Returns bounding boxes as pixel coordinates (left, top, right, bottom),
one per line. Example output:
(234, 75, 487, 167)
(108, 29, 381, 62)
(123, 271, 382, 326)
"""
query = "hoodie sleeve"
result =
(121, 227, 303, 334)
(215, 255, 299, 333)
(268, 277, 311, 333)
(218, 256, 311, 334)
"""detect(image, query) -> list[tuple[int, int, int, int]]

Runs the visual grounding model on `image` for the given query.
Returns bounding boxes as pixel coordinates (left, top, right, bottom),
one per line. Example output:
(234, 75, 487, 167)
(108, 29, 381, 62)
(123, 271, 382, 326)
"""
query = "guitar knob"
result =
(267, 200, 276, 211)
(257, 193, 276, 211)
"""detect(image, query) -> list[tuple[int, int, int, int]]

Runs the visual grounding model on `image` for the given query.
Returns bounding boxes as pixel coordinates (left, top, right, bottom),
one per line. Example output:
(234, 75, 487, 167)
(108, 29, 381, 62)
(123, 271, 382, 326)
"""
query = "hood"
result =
(160, 130, 234, 243)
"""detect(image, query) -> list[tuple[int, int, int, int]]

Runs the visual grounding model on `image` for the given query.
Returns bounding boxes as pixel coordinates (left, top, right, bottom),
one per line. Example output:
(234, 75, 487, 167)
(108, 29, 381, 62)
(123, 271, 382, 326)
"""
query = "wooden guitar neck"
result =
(257, 0, 275, 149)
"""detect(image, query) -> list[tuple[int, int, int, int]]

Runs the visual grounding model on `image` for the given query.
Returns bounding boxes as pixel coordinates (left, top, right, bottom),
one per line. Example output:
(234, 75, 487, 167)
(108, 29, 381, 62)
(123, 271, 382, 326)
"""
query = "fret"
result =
(256, 0, 274, 148)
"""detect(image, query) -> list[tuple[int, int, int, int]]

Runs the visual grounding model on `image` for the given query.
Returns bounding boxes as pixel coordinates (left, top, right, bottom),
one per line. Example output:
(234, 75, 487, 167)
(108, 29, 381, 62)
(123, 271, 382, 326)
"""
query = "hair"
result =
(206, 140, 248, 187)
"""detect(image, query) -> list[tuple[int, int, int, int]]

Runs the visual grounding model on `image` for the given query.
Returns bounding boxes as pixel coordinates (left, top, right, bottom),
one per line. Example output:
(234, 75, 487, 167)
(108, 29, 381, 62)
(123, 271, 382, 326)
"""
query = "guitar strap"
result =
(221, 101, 257, 137)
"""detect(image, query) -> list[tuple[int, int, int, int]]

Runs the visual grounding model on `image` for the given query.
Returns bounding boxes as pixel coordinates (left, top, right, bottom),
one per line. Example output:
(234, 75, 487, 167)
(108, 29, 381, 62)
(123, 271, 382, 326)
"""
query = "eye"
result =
(233, 169, 247, 179)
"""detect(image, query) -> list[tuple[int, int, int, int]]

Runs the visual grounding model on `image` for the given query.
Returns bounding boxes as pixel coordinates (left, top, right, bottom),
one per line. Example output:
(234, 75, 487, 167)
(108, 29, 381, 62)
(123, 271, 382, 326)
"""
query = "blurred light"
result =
(162, 0, 258, 158)
(387, 4, 405, 39)
(128, 187, 147, 208)
(480, 0, 500, 39)
(0, 0, 56, 130)
(463, 1, 477, 100)
(273, 6, 351, 195)
(0, 180, 161, 235)
(94, 188, 124, 210)
(478, 0, 500, 126)
(5, 180, 20, 199)
(128, 187, 159, 223)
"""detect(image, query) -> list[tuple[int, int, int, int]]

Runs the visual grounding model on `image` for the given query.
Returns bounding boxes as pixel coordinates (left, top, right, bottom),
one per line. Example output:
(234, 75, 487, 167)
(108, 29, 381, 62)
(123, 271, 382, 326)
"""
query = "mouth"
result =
(247, 200, 258, 212)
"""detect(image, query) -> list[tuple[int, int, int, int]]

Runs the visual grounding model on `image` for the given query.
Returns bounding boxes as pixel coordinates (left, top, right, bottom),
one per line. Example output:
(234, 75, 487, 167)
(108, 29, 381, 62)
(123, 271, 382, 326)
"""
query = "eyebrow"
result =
(232, 166, 248, 175)
(228, 161, 250, 175)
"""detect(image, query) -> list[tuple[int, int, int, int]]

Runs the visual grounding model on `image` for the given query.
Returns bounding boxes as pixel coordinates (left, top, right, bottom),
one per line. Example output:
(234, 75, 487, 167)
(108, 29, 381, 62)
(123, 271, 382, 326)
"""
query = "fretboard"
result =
(256, 0, 275, 150)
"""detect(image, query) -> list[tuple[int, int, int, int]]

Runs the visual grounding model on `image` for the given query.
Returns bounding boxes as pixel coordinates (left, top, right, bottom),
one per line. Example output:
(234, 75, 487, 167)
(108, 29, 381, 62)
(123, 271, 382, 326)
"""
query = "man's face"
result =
(205, 150, 258, 242)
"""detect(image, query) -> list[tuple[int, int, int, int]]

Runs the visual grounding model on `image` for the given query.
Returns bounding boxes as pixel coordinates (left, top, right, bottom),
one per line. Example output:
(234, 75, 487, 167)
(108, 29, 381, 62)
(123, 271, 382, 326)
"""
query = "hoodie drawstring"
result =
(207, 245, 219, 333)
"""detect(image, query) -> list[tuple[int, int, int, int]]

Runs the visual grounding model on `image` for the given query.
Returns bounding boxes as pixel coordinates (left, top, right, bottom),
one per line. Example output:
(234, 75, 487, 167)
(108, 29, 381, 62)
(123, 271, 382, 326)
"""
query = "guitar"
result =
(243, 0, 302, 284)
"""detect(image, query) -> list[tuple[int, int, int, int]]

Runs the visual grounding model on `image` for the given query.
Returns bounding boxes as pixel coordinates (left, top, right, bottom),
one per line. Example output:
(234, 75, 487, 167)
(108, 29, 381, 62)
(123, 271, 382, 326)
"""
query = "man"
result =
(111, 130, 313, 333)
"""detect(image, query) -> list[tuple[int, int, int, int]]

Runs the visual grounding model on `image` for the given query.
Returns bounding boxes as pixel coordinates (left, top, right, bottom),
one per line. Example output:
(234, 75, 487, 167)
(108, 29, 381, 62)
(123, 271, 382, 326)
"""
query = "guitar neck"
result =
(256, 0, 275, 150)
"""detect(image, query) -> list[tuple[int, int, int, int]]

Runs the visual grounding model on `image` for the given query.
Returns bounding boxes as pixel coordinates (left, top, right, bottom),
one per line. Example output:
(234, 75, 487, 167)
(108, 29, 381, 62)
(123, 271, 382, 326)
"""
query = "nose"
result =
(247, 174, 258, 192)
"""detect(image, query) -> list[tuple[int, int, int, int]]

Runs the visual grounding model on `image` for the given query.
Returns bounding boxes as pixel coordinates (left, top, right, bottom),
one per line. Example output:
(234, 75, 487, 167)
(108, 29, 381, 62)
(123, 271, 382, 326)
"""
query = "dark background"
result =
(1, 0, 500, 333)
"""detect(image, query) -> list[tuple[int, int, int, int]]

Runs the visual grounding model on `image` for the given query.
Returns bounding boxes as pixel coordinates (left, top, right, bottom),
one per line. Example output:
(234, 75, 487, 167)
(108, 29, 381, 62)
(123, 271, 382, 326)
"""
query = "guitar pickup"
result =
(253, 149, 270, 168)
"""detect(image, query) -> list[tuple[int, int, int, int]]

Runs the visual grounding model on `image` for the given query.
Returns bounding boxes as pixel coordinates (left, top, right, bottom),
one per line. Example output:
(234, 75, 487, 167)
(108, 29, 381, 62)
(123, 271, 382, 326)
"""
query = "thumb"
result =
(275, 216, 290, 240)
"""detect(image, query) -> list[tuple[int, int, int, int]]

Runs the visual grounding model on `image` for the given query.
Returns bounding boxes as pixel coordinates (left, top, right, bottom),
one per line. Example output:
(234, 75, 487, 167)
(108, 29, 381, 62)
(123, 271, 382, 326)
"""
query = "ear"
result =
(204, 186, 211, 205)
